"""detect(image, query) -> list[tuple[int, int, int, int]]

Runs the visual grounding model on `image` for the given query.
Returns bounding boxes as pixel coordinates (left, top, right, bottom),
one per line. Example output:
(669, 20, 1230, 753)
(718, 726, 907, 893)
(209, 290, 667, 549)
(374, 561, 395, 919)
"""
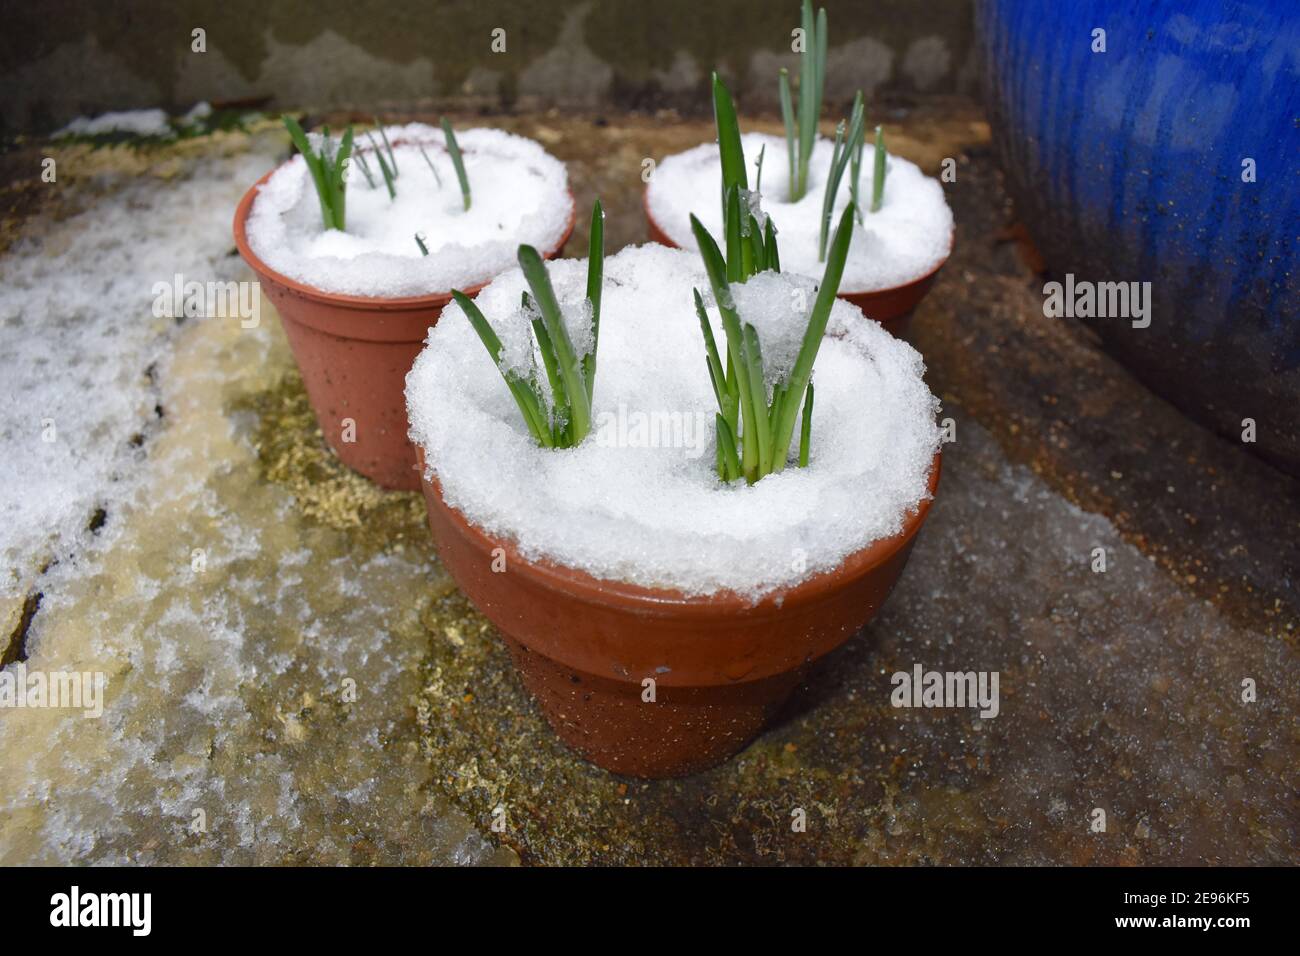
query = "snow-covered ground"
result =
(0, 141, 278, 597)
(0, 126, 507, 865)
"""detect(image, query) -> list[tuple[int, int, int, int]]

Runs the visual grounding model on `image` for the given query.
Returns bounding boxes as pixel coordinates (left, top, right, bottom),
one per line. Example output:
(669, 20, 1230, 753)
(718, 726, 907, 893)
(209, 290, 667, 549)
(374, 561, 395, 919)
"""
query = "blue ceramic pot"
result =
(976, 0, 1299, 475)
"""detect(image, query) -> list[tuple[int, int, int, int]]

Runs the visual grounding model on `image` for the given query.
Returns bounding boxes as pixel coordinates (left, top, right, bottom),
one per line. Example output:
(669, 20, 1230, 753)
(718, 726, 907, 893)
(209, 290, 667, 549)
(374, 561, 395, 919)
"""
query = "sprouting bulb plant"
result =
(712, 73, 780, 280)
(283, 116, 353, 231)
(694, 73, 856, 484)
(772, 0, 870, 254)
(441, 118, 471, 211)
(779, 0, 827, 203)
(691, 204, 854, 485)
(454, 201, 604, 449)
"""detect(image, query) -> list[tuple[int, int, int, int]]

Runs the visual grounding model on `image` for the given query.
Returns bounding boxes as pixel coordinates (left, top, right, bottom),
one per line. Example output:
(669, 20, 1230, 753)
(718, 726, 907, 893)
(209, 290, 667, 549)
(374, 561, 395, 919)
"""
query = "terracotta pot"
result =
(644, 190, 950, 327)
(233, 172, 575, 490)
(416, 446, 942, 778)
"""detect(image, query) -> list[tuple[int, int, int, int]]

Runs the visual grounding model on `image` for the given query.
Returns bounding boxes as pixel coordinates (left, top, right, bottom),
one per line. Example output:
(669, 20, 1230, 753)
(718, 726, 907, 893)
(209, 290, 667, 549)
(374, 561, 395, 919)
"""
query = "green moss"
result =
(231, 370, 427, 548)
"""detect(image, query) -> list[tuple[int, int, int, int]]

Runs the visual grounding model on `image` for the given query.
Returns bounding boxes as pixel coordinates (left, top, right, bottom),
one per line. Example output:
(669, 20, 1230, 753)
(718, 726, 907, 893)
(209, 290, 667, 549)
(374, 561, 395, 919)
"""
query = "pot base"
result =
(416, 449, 941, 781)
(503, 636, 803, 778)
(276, 309, 425, 490)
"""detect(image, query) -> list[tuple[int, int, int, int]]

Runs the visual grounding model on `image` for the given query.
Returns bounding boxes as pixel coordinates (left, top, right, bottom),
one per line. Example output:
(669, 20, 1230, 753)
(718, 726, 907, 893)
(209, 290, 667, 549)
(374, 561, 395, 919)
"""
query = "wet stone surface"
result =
(418, 414, 1297, 865)
(1, 109, 1296, 865)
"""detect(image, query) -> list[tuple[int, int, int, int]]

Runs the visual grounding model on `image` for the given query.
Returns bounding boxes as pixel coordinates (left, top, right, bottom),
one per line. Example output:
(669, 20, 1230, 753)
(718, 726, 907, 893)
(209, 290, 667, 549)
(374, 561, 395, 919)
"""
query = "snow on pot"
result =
(233, 121, 575, 490)
(646, 5, 953, 325)
(406, 199, 943, 777)
(645, 133, 953, 324)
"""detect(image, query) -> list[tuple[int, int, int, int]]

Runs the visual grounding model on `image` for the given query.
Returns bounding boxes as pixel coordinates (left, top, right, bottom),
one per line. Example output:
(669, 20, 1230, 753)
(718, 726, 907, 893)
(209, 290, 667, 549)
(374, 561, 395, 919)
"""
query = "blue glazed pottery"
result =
(976, 0, 1299, 475)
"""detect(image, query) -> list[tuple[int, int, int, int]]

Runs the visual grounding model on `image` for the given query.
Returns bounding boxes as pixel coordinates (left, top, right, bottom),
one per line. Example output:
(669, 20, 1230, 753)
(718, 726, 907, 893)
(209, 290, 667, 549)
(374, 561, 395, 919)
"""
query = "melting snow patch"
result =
(55, 109, 172, 139)
(0, 146, 280, 597)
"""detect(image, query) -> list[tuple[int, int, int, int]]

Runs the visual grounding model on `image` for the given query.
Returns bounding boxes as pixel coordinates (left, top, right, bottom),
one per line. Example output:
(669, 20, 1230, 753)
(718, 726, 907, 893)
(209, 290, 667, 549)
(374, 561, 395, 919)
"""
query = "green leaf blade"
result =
(694, 288, 727, 414)
(772, 202, 855, 468)
(441, 118, 472, 211)
(518, 244, 589, 442)
(872, 125, 887, 213)
(798, 380, 815, 467)
(283, 115, 340, 230)
(711, 72, 748, 222)
(715, 413, 742, 483)
(453, 289, 551, 447)
(742, 322, 773, 474)
(778, 68, 797, 201)
(690, 213, 758, 479)
(582, 199, 604, 404)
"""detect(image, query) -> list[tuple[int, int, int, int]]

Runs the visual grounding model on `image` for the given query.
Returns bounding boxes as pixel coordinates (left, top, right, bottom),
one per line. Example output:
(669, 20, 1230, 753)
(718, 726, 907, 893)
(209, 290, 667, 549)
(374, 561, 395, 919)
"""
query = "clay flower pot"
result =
(233, 173, 575, 491)
(416, 448, 942, 778)
(644, 192, 949, 326)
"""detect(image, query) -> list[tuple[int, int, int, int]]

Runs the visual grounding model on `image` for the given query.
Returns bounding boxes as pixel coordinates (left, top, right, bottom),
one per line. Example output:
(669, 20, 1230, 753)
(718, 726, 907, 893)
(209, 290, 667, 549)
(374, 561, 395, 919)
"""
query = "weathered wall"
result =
(1, 0, 976, 133)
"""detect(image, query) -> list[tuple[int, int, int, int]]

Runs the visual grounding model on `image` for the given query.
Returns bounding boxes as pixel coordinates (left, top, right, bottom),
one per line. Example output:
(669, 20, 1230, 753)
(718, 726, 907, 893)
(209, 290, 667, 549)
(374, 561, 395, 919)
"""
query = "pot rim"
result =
(641, 187, 953, 299)
(418, 445, 942, 618)
(233, 164, 577, 312)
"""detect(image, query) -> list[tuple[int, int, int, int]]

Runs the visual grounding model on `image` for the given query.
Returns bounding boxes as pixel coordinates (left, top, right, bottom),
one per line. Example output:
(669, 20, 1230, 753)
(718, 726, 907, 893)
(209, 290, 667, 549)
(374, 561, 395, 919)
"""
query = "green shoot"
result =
(419, 144, 443, 188)
(711, 72, 747, 230)
(441, 118, 471, 211)
(452, 291, 553, 447)
(798, 380, 814, 467)
(754, 143, 766, 194)
(454, 202, 604, 449)
(330, 128, 353, 231)
(415, 232, 429, 256)
(353, 150, 377, 189)
(817, 94, 864, 261)
(375, 120, 399, 175)
(695, 290, 732, 416)
(765, 216, 781, 272)
(518, 244, 589, 441)
(715, 414, 742, 482)
(712, 74, 780, 282)
(819, 120, 846, 260)
(283, 116, 353, 231)
(582, 200, 604, 404)
(691, 203, 855, 485)
(778, 68, 796, 200)
(780, 0, 828, 202)
(847, 93, 866, 224)
(694, 72, 794, 482)
(871, 125, 887, 213)
(523, 289, 567, 444)
(770, 203, 853, 468)
(366, 131, 397, 199)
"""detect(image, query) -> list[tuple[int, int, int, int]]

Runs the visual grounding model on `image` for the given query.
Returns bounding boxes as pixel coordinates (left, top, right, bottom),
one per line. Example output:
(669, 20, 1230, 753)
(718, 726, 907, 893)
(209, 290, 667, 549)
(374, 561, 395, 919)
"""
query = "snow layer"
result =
(56, 108, 172, 138)
(406, 244, 941, 599)
(246, 124, 573, 298)
(647, 132, 953, 294)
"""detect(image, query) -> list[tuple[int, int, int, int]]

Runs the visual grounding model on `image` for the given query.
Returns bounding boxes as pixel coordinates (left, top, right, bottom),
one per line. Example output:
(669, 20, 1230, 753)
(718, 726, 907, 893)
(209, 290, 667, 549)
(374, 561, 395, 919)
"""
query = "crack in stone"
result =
(1, 591, 42, 668)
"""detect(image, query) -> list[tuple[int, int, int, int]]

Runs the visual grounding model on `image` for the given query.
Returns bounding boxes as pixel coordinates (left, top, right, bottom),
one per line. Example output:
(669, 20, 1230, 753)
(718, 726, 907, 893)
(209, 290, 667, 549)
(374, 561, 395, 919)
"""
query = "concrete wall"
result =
(2, 0, 976, 133)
